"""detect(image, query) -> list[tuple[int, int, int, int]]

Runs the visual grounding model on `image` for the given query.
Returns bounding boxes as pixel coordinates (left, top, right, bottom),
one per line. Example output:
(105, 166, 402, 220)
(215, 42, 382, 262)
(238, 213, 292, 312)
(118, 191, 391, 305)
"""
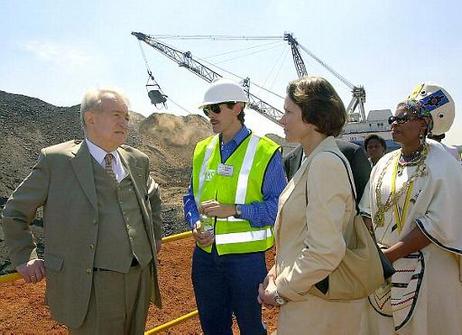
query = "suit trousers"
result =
(192, 246, 268, 335)
(69, 264, 152, 335)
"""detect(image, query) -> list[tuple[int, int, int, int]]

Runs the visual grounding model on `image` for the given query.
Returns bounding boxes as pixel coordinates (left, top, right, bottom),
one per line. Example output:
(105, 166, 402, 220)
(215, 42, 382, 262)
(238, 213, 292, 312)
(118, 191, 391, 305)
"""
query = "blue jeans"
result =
(191, 246, 268, 335)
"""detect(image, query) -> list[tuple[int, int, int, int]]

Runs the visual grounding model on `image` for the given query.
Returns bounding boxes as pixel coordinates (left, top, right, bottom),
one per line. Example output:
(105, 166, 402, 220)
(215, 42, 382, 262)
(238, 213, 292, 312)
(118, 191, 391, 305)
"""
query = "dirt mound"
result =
(0, 90, 146, 197)
(0, 91, 80, 197)
(138, 113, 212, 187)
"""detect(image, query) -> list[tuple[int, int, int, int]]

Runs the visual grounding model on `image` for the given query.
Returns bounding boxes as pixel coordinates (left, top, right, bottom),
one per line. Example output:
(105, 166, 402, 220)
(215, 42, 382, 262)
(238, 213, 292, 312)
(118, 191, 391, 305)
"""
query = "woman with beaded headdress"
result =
(366, 93, 462, 334)
(410, 82, 460, 162)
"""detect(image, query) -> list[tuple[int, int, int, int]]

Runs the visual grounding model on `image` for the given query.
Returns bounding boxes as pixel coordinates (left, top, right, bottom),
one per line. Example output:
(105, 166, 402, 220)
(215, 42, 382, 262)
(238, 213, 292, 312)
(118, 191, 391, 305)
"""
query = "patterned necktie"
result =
(104, 153, 117, 183)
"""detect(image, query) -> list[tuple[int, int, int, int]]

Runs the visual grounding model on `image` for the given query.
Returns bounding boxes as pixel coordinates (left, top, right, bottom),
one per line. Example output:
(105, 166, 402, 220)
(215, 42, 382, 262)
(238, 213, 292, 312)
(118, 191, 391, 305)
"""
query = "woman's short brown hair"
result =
(287, 76, 346, 137)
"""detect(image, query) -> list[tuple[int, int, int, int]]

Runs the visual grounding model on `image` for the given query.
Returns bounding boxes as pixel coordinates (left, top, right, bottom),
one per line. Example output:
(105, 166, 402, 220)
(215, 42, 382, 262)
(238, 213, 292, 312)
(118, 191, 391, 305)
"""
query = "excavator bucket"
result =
(148, 89, 167, 105)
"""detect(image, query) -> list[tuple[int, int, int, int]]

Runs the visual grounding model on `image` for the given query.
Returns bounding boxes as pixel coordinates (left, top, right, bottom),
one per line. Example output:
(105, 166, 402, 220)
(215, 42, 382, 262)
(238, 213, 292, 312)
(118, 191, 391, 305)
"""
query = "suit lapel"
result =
(118, 149, 150, 224)
(70, 141, 98, 211)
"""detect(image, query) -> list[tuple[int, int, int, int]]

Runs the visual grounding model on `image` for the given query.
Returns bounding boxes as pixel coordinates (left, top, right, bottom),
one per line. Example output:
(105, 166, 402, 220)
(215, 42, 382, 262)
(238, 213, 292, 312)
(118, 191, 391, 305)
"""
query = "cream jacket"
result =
(273, 136, 368, 335)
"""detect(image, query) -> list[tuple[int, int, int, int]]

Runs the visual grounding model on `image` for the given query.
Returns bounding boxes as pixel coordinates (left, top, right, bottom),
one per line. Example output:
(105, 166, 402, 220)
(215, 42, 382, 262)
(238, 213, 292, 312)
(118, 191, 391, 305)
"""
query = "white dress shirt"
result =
(85, 139, 128, 182)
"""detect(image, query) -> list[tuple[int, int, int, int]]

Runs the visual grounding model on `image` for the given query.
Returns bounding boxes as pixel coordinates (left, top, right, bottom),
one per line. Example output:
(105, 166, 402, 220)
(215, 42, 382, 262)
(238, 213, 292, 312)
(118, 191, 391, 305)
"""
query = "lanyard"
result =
(390, 157, 414, 233)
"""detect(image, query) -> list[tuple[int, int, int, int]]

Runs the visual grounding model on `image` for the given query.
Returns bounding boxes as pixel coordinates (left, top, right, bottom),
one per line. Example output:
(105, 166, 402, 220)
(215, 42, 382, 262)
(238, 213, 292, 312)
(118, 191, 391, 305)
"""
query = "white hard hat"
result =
(199, 78, 249, 108)
(408, 82, 455, 136)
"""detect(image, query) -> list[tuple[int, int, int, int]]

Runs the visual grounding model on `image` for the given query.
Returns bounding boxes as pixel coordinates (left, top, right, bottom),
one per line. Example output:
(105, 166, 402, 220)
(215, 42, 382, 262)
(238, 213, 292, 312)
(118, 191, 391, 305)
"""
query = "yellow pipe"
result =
(0, 231, 193, 284)
(0, 272, 22, 283)
(161, 230, 192, 243)
(1, 231, 199, 332)
(145, 310, 199, 334)
(0, 230, 198, 332)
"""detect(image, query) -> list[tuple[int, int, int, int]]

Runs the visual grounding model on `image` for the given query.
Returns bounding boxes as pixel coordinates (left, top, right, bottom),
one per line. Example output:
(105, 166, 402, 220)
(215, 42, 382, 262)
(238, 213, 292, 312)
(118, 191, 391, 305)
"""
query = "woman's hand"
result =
(258, 275, 278, 308)
(382, 248, 398, 263)
(383, 226, 431, 263)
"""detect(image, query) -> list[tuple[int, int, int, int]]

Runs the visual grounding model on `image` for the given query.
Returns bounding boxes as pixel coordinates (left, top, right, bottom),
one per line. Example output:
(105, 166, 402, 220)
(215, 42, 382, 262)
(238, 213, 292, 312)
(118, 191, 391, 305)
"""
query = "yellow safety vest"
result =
(192, 132, 280, 255)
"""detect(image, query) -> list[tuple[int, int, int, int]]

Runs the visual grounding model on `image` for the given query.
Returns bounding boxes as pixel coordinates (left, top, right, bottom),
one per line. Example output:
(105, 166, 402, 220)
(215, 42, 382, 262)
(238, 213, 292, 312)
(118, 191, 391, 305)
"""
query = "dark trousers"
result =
(191, 246, 267, 335)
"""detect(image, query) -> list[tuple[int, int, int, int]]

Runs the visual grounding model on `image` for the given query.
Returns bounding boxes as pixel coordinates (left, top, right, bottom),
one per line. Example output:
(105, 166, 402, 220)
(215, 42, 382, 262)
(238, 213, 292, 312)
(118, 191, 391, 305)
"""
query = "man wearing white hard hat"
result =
(183, 78, 287, 334)
(409, 82, 460, 161)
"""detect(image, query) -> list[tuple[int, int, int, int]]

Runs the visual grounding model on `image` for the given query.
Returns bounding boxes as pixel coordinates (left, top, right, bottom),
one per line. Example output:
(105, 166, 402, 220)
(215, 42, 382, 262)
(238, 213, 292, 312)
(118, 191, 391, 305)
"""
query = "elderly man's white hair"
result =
(79, 88, 130, 128)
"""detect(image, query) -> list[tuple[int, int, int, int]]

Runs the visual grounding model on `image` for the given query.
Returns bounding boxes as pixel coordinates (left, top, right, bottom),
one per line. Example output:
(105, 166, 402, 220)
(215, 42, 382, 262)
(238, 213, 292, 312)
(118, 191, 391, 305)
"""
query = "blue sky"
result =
(1, 0, 461, 144)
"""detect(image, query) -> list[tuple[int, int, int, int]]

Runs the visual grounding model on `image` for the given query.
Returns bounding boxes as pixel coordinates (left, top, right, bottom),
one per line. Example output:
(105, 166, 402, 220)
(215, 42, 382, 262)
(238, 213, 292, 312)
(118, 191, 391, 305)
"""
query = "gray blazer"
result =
(2, 140, 162, 328)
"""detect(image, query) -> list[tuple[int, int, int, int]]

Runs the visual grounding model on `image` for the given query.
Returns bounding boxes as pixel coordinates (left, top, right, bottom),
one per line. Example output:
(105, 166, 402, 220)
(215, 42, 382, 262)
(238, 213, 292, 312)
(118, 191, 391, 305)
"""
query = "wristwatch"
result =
(235, 204, 242, 218)
(273, 291, 287, 306)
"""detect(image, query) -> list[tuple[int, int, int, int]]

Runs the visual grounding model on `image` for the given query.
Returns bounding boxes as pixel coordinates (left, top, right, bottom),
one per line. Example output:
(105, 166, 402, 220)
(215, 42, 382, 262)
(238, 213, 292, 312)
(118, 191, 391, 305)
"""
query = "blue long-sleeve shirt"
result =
(183, 126, 287, 229)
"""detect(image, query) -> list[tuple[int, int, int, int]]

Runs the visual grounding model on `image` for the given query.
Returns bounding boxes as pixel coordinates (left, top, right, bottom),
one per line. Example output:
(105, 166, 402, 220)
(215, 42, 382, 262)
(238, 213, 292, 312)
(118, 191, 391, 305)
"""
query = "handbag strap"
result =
(327, 151, 378, 242)
(326, 151, 360, 215)
(304, 151, 359, 214)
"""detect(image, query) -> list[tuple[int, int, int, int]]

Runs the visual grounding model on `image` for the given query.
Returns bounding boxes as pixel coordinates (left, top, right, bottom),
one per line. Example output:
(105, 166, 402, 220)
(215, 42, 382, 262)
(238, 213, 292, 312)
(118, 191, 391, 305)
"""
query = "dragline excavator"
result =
(132, 31, 367, 126)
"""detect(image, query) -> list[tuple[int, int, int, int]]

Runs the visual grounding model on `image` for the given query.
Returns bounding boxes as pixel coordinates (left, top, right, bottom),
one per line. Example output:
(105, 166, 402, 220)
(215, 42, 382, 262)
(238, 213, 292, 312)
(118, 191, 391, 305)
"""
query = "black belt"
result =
(93, 258, 139, 272)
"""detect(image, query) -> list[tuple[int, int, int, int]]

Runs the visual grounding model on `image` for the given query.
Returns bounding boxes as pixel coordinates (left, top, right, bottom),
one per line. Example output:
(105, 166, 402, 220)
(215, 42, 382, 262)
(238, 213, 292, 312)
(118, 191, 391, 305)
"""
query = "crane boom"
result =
(284, 33, 307, 79)
(133, 31, 367, 124)
(283, 33, 366, 123)
(132, 32, 284, 125)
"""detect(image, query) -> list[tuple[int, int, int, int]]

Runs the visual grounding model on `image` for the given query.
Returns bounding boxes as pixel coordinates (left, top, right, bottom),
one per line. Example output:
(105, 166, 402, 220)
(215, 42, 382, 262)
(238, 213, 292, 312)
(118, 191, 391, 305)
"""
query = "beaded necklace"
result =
(374, 145, 429, 228)
(398, 145, 425, 166)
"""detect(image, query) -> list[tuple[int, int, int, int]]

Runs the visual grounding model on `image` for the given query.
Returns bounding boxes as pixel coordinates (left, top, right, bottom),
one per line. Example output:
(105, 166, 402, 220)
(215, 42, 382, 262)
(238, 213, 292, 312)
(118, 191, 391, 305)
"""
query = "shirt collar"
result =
(220, 125, 251, 147)
(85, 138, 121, 166)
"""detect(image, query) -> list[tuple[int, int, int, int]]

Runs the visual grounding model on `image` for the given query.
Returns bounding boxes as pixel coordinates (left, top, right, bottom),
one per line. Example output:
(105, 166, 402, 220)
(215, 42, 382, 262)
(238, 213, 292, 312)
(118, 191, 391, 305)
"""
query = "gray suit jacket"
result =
(283, 139, 371, 203)
(2, 140, 162, 328)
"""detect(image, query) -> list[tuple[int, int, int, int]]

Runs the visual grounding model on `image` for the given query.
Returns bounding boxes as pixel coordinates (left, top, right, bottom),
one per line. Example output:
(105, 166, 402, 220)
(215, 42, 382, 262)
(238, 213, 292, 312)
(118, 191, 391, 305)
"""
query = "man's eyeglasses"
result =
(203, 104, 222, 117)
(388, 113, 418, 125)
(203, 102, 236, 117)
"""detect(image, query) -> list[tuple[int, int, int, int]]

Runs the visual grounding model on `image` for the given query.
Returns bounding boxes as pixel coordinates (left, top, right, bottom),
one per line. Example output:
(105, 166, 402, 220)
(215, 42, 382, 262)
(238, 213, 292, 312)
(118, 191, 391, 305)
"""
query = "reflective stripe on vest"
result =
(196, 135, 219, 207)
(215, 227, 273, 245)
(195, 134, 259, 206)
(235, 135, 259, 204)
(192, 133, 278, 255)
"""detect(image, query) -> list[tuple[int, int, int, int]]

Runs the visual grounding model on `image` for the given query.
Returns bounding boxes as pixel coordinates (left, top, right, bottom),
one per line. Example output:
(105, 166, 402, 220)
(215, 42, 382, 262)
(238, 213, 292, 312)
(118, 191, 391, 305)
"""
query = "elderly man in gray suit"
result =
(2, 88, 162, 334)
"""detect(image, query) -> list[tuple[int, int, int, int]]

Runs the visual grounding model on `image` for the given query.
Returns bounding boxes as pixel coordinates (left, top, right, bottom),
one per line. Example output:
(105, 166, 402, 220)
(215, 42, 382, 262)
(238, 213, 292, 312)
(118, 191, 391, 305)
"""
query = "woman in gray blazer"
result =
(258, 76, 368, 334)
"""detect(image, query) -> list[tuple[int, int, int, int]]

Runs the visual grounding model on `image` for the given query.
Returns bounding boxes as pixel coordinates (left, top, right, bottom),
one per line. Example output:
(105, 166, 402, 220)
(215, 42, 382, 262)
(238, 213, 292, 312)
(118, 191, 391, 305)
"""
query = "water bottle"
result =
(200, 214, 215, 236)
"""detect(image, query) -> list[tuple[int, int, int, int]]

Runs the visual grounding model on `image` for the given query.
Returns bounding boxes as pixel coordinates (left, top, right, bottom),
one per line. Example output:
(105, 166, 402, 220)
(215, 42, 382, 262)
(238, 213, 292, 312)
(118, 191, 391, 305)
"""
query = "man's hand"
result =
(192, 223, 214, 247)
(16, 259, 45, 284)
(200, 200, 236, 218)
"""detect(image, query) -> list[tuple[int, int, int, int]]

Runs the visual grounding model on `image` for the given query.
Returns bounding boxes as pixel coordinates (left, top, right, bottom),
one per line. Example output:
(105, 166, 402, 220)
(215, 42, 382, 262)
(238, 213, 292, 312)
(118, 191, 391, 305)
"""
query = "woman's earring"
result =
(419, 133, 425, 146)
